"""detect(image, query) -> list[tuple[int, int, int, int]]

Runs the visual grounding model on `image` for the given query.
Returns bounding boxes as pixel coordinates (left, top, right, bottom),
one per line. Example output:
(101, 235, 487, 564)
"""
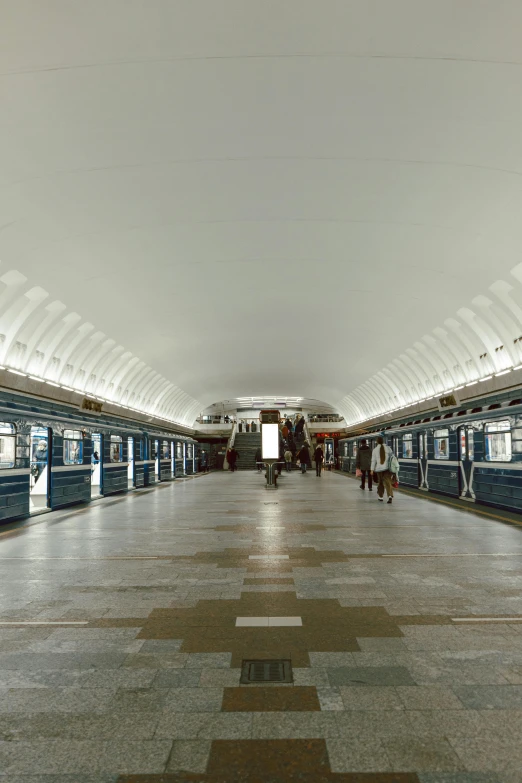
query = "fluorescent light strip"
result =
(0, 621, 89, 626)
(2, 366, 189, 430)
(452, 617, 522, 623)
(495, 369, 512, 377)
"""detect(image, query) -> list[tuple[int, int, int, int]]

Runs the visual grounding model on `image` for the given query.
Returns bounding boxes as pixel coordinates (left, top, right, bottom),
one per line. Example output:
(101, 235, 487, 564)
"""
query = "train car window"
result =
(467, 428, 474, 461)
(418, 432, 424, 459)
(343, 443, 348, 457)
(63, 429, 83, 465)
(110, 435, 123, 463)
(176, 442, 183, 459)
(485, 421, 512, 462)
(433, 429, 449, 460)
(0, 422, 16, 469)
(403, 433, 413, 458)
(187, 444, 193, 459)
(352, 442, 357, 457)
(161, 440, 169, 459)
(460, 429, 466, 460)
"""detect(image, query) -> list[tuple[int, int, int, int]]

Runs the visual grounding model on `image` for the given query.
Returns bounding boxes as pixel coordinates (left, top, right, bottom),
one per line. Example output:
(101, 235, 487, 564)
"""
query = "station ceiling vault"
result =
(2, 1, 522, 426)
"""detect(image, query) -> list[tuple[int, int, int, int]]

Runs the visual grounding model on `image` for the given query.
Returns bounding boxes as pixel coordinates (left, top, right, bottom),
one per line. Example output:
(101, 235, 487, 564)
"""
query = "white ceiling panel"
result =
(1, 1, 522, 424)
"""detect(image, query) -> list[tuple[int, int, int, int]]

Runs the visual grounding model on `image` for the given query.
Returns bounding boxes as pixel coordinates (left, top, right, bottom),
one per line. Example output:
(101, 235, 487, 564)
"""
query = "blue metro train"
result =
(339, 388, 522, 515)
(0, 387, 199, 525)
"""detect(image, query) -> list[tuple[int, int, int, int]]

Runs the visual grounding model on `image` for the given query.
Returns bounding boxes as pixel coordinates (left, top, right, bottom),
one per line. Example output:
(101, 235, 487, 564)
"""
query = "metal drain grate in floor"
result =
(240, 659, 293, 684)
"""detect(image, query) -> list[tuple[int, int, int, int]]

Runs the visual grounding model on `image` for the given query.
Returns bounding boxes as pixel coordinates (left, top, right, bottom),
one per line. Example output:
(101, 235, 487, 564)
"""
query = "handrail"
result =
(227, 420, 237, 449)
(303, 420, 313, 448)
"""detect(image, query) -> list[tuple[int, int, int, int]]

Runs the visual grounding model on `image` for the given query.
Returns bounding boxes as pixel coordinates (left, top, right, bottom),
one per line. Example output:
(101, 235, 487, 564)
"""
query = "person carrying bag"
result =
(371, 436, 398, 504)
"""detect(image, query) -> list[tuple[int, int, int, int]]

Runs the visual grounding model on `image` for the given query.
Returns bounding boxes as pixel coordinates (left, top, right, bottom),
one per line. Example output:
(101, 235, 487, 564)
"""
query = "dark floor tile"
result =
(453, 685, 522, 710)
(327, 667, 416, 687)
(243, 579, 295, 585)
(222, 686, 321, 712)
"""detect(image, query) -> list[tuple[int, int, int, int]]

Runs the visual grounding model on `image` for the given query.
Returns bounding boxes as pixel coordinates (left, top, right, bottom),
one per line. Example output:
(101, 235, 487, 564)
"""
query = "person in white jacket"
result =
(371, 436, 395, 504)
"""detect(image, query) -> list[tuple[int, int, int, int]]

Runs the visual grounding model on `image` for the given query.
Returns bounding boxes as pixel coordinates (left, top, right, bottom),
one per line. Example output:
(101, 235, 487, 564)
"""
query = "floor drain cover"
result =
(240, 659, 293, 684)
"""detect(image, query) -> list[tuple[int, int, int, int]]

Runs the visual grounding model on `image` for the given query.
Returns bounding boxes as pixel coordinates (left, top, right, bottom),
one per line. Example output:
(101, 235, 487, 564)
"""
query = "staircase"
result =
(234, 432, 261, 470)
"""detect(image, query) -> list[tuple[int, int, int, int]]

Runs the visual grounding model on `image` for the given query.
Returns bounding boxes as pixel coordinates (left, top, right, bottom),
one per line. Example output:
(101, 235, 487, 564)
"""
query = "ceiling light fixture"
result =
(479, 376, 493, 382)
(7, 369, 26, 376)
(495, 369, 512, 377)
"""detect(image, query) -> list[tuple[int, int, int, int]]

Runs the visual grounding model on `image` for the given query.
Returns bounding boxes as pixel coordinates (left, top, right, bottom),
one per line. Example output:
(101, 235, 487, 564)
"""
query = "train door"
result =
(171, 440, 175, 478)
(459, 426, 474, 499)
(183, 442, 187, 473)
(127, 437, 134, 488)
(91, 433, 102, 497)
(154, 439, 160, 480)
(324, 437, 334, 470)
(30, 426, 50, 512)
(418, 431, 428, 489)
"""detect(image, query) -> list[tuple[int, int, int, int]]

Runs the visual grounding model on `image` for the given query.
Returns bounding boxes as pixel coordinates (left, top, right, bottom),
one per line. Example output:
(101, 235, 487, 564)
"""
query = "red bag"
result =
(392, 477, 399, 489)
(355, 468, 362, 478)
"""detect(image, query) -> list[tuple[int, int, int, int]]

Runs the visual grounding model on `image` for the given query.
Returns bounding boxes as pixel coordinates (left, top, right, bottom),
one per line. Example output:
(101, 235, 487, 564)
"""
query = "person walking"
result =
(314, 443, 324, 477)
(371, 436, 397, 503)
(226, 447, 239, 473)
(356, 438, 372, 491)
(295, 416, 305, 439)
(284, 418, 293, 432)
(282, 424, 289, 440)
(284, 446, 292, 472)
(200, 450, 209, 473)
(297, 442, 311, 474)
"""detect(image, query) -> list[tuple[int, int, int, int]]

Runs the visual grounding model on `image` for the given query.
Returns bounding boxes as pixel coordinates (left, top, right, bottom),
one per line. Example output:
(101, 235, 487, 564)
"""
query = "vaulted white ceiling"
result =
(2, 1, 522, 427)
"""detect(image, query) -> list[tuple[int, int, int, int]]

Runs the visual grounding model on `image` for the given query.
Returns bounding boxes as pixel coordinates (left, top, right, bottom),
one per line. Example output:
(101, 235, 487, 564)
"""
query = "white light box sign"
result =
(262, 423, 279, 460)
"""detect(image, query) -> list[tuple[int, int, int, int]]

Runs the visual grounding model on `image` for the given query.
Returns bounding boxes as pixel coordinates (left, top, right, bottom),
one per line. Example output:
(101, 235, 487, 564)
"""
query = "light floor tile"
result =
(235, 617, 269, 627)
(268, 617, 302, 627)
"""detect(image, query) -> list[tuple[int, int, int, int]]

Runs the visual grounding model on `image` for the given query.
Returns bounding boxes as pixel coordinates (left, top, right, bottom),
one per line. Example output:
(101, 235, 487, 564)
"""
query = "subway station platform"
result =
(1, 473, 522, 781)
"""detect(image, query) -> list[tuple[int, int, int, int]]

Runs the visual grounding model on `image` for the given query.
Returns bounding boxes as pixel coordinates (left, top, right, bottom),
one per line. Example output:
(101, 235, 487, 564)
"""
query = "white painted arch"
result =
(2, 1, 522, 426)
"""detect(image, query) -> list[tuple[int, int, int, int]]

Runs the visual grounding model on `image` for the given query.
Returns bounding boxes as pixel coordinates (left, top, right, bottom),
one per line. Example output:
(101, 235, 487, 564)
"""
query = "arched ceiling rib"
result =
(338, 263, 522, 425)
(0, 267, 201, 428)
(2, 2, 522, 420)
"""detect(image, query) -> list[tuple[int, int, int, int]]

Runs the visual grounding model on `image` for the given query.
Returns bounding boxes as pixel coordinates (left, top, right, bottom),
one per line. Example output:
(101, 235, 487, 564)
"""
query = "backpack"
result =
(388, 451, 400, 475)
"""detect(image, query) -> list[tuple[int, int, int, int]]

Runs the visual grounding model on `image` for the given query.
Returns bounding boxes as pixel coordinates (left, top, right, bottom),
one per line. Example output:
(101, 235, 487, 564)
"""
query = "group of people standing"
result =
(355, 436, 399, 503)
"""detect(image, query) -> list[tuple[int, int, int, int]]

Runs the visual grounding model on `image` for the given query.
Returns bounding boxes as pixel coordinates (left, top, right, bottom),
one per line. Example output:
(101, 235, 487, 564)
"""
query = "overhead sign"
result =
(260, 409, 280, 423)
(437, 392, 460, 411)
(81, 398, 103, 414)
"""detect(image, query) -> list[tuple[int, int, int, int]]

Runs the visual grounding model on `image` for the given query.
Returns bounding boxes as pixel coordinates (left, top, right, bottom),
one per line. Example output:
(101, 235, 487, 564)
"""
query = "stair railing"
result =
(227, 419, 238, 449)
(303, 419, 313, 449)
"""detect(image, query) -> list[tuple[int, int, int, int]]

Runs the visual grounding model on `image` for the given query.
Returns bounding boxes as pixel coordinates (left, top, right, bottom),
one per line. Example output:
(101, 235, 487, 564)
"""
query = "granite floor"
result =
(0, 470, 522, 781)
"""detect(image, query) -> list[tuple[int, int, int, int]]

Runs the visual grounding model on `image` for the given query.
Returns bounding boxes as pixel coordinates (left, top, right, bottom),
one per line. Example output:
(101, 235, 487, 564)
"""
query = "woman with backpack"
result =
(371, 436, 399, 504)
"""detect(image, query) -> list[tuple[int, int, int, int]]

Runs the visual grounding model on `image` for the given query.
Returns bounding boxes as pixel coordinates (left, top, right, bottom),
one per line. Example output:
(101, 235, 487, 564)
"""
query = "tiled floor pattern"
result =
(0, 471, 522, 781)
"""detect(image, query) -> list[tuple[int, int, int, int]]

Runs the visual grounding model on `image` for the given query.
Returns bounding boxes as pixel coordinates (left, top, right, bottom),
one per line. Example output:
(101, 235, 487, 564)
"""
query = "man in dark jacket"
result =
(297, 443, 311, 474)
(356, 439, 372, 490)
(314, 444, 324, 477)
(227, 447, 239, 473)
(254, 446, 262, 473)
